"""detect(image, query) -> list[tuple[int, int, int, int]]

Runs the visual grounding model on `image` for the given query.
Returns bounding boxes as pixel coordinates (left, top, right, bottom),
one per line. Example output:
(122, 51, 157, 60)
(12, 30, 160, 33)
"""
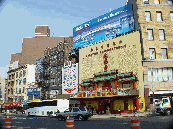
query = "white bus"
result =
(25, 99, 69, 117)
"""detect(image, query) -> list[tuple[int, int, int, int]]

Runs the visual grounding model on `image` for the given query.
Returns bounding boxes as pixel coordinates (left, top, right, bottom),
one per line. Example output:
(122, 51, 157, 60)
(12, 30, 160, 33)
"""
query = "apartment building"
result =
(42, 41, 73, 99)
(6, 64, 35, 103)
(126, 0, 173, 109)
(10, 25, 73, 68)
(0, 77, 5, 105)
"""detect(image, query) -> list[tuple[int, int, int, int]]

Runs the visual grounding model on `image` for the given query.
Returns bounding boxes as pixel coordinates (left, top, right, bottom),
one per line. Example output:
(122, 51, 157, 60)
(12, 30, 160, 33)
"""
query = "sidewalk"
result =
(90, 111, 152, 119)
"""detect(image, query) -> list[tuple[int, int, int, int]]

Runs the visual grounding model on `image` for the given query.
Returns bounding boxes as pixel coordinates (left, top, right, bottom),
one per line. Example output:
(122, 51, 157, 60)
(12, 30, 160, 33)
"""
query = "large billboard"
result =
(62, 63, 78, 94)
(73, 3, 134, 49)
(27, 87, 41, 96)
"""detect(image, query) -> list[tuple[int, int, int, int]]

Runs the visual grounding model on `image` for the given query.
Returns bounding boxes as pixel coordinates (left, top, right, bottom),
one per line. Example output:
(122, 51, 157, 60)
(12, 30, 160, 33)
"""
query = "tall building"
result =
(126, 0, 173, 110)
(6, 64, 35, 103)
(42, 41, 73, 99)
(0, 77, 5, 104)
(10, 25, 72, 67)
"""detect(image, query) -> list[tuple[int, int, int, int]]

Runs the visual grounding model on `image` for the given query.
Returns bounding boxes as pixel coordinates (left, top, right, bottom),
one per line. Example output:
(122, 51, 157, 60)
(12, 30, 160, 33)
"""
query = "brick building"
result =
(10, 25, 73, 67)
(42, 41, 73, 99)
(126, 0, 173, 109)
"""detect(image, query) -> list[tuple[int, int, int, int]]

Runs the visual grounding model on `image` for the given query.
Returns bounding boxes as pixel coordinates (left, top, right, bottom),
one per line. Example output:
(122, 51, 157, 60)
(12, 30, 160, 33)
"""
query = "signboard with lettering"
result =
(73, 3, 134, 49)
(62, 63, 78, 94)
(27, 87, 41, 96)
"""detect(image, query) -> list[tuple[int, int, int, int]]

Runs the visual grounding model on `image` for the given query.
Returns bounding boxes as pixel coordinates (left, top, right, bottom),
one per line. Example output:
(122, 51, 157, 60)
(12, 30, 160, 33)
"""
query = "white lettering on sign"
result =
(75, 23, 89, 32)
(98, 10, 126, 22)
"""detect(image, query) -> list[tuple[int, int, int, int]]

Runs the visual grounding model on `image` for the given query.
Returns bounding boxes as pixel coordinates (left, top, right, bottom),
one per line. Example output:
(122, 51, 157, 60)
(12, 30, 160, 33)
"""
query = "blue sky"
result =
(0, 0, 127, 78)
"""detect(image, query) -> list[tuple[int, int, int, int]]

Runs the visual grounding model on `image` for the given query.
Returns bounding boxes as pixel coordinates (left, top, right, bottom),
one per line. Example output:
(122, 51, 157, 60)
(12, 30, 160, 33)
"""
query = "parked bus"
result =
(25, 99, 69, 117)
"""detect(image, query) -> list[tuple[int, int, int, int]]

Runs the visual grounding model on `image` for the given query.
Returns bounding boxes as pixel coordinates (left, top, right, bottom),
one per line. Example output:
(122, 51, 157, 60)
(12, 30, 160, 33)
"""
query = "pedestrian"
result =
(91, 106, 94, 114)
(133, 105, 136, 114)
(118, 106, 121, 115)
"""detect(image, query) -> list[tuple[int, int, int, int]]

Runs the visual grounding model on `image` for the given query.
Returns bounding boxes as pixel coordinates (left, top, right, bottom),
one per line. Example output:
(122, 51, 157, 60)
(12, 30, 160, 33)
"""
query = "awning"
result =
(2, 103, 11, 107)
(2, 102, 22, 107)
(10, 102, 22, 107)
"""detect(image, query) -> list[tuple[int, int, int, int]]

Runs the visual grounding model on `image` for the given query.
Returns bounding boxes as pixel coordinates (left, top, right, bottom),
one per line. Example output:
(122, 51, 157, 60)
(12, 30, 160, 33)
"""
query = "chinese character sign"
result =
(62, 63, 78, 94)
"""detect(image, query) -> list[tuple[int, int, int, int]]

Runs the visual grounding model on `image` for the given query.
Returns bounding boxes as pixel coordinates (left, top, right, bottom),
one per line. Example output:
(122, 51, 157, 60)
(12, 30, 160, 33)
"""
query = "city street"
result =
(0, 114, 173, 129)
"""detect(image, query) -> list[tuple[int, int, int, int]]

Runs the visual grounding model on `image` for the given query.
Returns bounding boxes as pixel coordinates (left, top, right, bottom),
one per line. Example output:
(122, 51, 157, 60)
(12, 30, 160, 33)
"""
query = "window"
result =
(58, 53, 61, 59)
(52, 67, 57, 74)
(22, 96, 24, 101)
(143, 0, 149, 4)
(15, 88, 17, 94)
(16, 72, 18, 78)
(163, 68, 168, 81)
(15, 96, 17, 102)
(11, 89, 13, 95)
(161, 48, 167, 59)
(22, 87, 25, 93)
(23, 69, 26, 77)
(170, 12, 173, 22)
(168, 68, 172, 80)
(8, 89, 10, 94)
(158, 68, 163, 81)
(148, 68, 172, 82)
(16, 80, 18, 86)
(54, 54, 57, 59)
(159, 29, 165, 40)
(61, 51, 64, 57)
(149, 48, 156, 59)
(23, 78, 26, 85)
(51, 55, 54, 60)
(156, 11, 162, 22)
(147, 29, 153, 40)
(148, 69, 151, 82)
(73, 108, 79, 112)
(145, 11, 151, 22)
(19, 88, 21, 94)
(19, 80, 21, 85)
(154, 0, 160, 4)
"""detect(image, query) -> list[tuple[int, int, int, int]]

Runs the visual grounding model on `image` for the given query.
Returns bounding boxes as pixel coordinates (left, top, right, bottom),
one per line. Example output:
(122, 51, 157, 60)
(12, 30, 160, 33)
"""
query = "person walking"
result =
(118, 106, 121, 115)
(133, 105, 136, 114)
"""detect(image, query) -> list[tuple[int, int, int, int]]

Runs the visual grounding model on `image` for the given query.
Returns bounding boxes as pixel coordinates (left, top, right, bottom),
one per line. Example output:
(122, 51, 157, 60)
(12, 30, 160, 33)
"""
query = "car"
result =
(56, 106, 93, 121)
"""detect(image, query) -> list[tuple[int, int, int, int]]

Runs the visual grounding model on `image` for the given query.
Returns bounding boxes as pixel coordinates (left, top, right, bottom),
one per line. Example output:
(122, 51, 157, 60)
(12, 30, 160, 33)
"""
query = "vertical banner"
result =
(62, 63, 78, 94)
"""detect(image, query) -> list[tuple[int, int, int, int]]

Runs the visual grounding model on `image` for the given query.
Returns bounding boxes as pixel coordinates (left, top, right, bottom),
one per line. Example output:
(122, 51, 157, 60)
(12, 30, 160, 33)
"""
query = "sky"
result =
(0, 0, 127, 79)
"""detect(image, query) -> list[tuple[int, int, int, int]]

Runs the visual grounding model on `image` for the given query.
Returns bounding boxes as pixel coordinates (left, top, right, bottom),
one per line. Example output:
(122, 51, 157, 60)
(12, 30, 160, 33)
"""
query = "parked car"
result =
(56, 106, 93, 121)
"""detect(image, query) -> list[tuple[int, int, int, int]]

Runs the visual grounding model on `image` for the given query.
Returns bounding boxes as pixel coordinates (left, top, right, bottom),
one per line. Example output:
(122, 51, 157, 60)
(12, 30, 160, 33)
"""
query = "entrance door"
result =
(102, 81, 112, 91)
(104, 103, 110, 114)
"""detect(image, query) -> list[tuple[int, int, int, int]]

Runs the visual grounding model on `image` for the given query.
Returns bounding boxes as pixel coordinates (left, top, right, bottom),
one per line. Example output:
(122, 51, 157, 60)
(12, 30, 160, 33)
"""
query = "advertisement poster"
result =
(27, 87, 41, 96)
(62, 63, 78, 94)
(73, 3, 134, 49)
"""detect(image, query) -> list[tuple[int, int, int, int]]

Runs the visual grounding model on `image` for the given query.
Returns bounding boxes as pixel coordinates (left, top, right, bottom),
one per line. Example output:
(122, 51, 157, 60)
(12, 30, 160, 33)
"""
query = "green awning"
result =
(81, 82, 94, 86)
(94, 75, 117, 81)
(117, 72, 132, 77)
(95, 70, 117, 76)
(83, 78, 94, 82)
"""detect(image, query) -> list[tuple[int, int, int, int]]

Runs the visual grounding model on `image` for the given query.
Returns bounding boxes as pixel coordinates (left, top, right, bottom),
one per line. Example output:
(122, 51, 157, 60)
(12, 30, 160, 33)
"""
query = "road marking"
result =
(123, 123, 128, 125)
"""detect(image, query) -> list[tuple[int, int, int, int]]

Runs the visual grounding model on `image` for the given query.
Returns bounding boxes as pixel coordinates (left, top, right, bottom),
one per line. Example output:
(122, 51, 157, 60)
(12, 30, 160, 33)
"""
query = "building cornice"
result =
(142, 59, 173, 62)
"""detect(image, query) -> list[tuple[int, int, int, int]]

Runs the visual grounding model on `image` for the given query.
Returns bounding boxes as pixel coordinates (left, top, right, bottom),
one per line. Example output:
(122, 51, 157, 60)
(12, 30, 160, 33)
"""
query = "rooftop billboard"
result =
(73, 3, 134, 49)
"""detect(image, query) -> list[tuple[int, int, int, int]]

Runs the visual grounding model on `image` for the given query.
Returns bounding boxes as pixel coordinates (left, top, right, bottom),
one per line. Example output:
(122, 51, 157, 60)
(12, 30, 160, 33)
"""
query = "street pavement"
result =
(0, 112, 173, 129)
